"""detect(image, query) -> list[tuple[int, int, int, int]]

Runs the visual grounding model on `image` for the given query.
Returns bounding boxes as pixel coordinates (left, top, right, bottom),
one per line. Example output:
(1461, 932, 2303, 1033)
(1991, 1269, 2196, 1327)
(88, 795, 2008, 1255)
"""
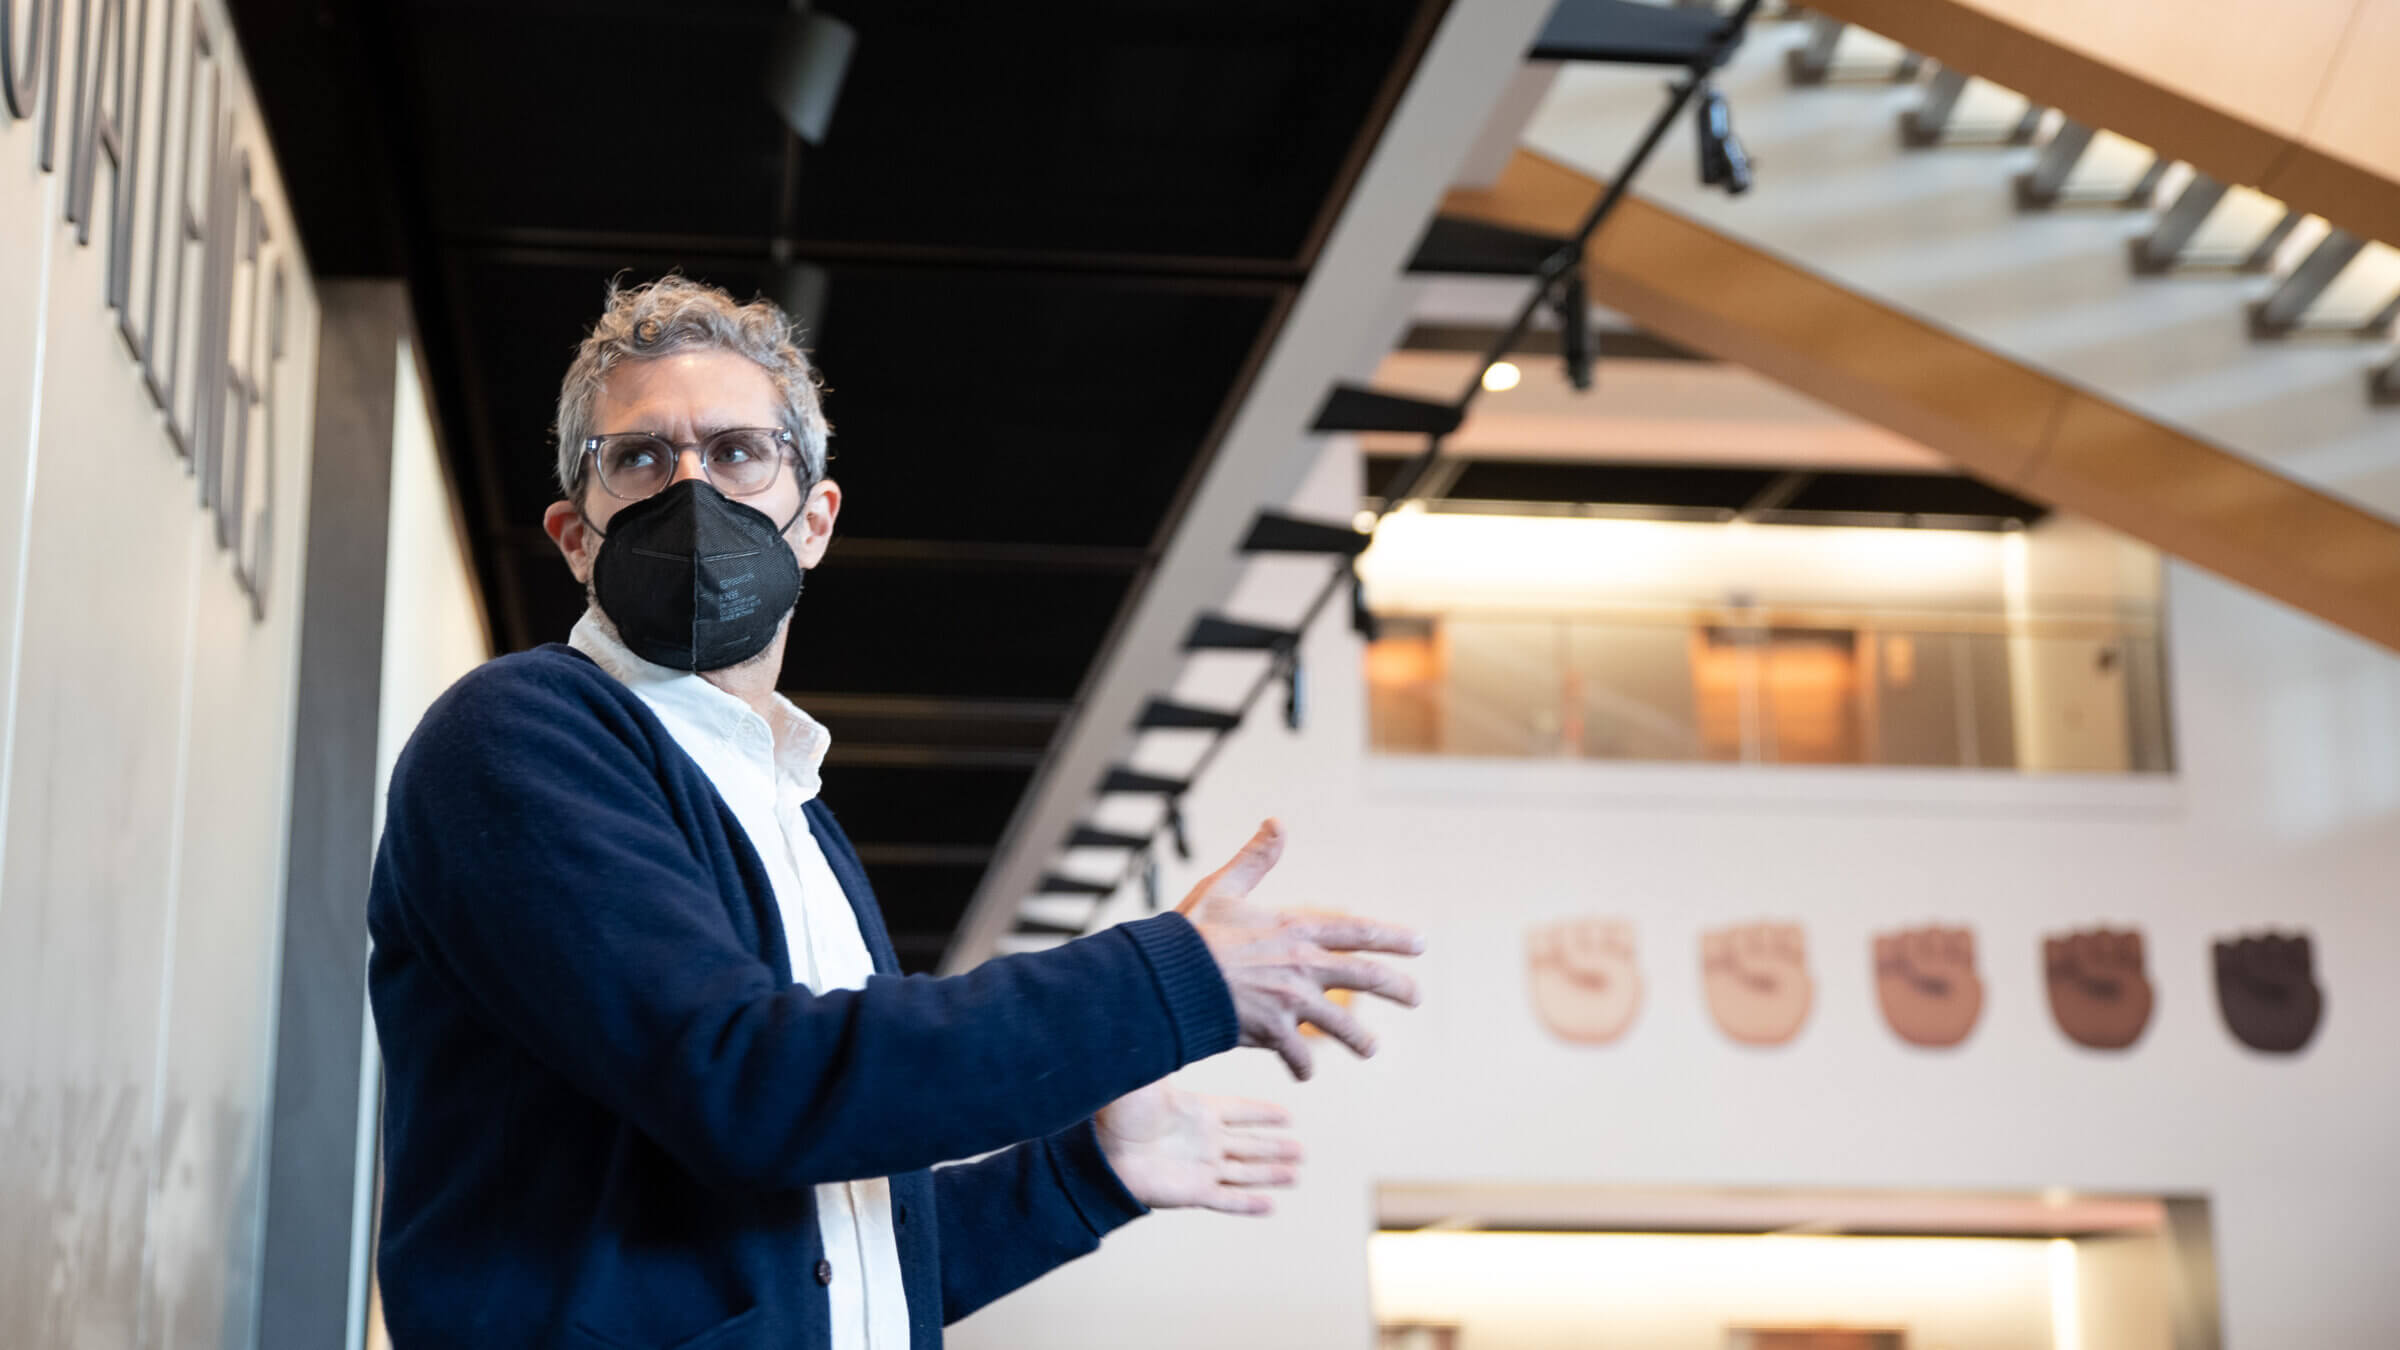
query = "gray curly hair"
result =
(553, 274, 831, 499)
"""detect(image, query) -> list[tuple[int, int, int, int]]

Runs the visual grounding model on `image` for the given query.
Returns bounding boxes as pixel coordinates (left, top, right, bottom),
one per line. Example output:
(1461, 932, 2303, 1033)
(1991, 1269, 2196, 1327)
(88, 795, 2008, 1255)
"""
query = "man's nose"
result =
(669, 447, 709, 487)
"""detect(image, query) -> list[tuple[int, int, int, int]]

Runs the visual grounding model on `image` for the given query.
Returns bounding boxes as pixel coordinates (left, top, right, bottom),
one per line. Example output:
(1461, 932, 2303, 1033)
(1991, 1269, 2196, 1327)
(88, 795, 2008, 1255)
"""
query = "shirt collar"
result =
(568, 604, 831, 798)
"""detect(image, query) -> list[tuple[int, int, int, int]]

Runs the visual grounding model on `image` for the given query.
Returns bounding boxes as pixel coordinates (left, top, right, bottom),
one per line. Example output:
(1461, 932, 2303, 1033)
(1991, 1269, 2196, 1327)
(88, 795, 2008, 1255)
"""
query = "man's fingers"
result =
(1219, 1160, 1298, 1188)
(1225, 1134, 1303, 1164)
(1303, 995, 1377, 1061)
(1214, 1097, 1293, 1130)
(1297, 917, 1425, 957)
(1205, 1186, 1274, 1217)
(1181, 819, 1286, 911)
(1315, 955, 1421, 1008)
(1272, 1023, 1315, 1081)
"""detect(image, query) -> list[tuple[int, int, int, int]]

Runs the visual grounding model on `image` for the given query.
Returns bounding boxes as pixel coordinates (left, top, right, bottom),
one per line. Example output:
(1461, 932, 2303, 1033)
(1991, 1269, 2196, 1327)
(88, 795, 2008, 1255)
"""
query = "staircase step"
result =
(1035, 873, 1116, 898)
(1137, 698, 1243, 732)
(1312, 385, 1464, 437)
(1011, 916, 1087, 938)
(1407, 215, 1573, 277)
(1185, 614, 1298, 651)
(1066, 824, 1147, 850)
(1100, 767, 1188, 796)
(1529, 0, 1736, 67)
(1240, 510, 1370, 557)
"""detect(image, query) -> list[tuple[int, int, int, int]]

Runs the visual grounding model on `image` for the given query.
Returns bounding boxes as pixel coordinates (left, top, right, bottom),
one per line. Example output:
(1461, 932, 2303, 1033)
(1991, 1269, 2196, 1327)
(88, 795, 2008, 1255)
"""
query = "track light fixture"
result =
(1348, 566, 1380, 642)
(1141, 854, 1162, 913)
(1280, 648, 1306, 732)
(1695, 82, 1752, 195)
(1163, 795, 1192, 863)
(1553, 270, 1594, 392)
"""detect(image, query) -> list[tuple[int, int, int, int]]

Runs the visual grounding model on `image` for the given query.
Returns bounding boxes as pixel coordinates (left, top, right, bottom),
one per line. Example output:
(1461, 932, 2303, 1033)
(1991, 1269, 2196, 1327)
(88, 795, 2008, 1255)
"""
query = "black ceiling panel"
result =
(849, 863, 998, 939)
(791, 2, 1424, 261)
(807, 273, 1279, 548)
(779, 564, 1134, 700)
(814, 766, 1034, 848)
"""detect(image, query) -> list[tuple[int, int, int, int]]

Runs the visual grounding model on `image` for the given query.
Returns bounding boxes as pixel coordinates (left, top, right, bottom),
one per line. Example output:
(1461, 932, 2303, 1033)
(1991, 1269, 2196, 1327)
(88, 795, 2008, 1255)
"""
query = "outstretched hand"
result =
(1179, 819, 1425, 1080)
(1094, 1081, 1300, 1216)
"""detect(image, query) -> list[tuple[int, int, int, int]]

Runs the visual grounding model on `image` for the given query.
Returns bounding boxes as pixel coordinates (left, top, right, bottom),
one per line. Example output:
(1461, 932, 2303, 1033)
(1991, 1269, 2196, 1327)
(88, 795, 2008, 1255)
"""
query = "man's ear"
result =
(542, 499, 599, 585)
(792, 477, 842, 569)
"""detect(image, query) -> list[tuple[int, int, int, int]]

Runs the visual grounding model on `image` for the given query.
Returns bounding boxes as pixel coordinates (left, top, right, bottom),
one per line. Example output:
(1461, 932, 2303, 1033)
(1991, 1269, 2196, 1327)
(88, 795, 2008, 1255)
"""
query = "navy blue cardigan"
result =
(366, 645, 1239, 1349)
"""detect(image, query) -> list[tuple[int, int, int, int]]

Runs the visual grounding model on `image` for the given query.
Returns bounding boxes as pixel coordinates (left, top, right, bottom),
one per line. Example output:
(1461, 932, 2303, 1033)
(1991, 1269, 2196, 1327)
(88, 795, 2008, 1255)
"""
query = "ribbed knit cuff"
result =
(1119, 911, 1239, 1065)
(1044, 1117, 1150, 1239)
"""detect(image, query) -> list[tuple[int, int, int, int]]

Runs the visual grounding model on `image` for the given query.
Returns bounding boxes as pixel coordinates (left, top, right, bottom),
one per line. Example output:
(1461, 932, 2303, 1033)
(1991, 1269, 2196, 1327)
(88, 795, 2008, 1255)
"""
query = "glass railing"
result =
(1365, 608, 2173, 773)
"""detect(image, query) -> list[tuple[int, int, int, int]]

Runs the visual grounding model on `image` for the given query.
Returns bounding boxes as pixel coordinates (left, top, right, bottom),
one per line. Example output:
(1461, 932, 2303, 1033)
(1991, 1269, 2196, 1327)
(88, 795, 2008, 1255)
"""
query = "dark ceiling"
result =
(230, 0, 1447, 969)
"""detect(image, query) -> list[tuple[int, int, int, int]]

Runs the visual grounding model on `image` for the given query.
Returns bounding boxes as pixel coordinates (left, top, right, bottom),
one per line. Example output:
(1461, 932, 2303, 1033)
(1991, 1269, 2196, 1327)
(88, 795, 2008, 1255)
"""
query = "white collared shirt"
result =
(570, 607, 911, 1350)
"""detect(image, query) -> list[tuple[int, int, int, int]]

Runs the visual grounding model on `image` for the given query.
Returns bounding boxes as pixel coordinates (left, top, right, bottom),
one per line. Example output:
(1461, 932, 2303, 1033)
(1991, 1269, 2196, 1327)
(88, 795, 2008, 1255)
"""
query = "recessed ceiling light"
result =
(1481, 361, 1522, 393)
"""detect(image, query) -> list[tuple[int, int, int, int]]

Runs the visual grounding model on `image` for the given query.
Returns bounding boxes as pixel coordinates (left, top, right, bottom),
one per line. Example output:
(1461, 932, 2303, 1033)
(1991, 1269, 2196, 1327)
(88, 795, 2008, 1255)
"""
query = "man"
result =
(365, 276, 1424, 1350)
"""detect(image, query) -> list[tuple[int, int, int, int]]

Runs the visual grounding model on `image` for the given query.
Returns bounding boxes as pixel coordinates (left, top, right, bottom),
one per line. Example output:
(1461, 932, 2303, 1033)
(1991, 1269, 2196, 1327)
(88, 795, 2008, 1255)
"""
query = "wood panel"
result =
(1445, 150, 2400, 653)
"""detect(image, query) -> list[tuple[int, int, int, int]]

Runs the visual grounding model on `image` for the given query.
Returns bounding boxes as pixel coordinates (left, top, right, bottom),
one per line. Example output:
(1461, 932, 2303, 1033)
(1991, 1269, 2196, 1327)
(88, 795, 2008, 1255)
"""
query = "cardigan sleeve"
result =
(376, 656, 1238, 1192)
(932, 1118, 1147, 1324)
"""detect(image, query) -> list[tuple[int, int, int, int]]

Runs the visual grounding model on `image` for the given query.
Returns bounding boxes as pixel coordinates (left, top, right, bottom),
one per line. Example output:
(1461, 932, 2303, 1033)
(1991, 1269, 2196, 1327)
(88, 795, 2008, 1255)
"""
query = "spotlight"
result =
(1481, 361, 1522, 393)
(1281, 648, 1306, 732)
(1695, 83, 1753, 195)
(766, 5, 857, 146)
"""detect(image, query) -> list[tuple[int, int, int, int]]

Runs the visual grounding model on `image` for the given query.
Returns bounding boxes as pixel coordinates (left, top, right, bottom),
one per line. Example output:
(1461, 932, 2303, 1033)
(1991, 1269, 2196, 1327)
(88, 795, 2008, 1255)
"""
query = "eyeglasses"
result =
(578, 426, 798, 501)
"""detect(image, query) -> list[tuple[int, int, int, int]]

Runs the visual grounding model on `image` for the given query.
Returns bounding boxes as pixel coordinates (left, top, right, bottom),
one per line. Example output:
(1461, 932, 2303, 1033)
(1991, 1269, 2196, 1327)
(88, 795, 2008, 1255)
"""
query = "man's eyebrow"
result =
(617, 421, 757, 440)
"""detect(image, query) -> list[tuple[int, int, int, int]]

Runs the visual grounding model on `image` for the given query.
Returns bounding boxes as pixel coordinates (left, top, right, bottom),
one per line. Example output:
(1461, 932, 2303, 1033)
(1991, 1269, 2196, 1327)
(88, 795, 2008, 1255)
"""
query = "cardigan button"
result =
(815, 1259, 834, 1287)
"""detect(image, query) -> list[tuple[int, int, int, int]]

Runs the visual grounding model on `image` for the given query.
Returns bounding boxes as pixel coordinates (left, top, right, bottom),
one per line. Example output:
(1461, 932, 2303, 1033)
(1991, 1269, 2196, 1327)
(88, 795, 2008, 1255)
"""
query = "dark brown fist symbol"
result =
(2214, 930, 2323, 1054)
(1702, 922, 1812, 1047)
(2044, 927, 2154, 1050)
(1874, 925, 1983, 1048)
(1527, 919, 1642, 1045)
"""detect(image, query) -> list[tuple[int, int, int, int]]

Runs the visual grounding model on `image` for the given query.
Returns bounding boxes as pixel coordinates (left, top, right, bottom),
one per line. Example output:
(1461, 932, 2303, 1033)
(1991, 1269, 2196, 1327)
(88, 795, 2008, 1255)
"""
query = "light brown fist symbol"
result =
(1874, 925, 1984, 1048)
(1527, 919, 1642, 1045)
(2045, 927, 2154, 1050)
(1701, 922, 1812, 1047)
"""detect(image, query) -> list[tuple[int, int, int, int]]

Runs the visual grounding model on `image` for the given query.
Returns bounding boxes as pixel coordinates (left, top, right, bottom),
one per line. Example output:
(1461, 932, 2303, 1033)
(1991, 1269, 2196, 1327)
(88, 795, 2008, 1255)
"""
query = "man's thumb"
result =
(1183, 818, 1285, 909)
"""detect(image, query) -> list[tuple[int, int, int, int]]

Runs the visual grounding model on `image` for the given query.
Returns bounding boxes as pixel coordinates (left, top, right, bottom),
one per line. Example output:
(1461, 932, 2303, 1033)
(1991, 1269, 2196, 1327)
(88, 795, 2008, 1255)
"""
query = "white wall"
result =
(361, 334, 491, 1350)
(0, 2, 320, 1345)
(374, 338, 492, 823)
(1371, 1231, 2100, 1350)
(951, 436, 2400, 1350)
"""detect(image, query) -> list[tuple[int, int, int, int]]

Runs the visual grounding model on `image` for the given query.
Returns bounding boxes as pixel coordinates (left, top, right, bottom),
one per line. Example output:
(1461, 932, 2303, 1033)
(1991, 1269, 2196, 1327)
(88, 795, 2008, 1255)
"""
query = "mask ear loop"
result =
(777, 474, 819, 537)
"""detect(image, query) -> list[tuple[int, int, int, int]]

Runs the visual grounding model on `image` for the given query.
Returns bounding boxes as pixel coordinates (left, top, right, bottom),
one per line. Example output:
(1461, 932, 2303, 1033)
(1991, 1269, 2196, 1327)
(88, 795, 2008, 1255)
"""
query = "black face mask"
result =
(587, 479, 806, 672)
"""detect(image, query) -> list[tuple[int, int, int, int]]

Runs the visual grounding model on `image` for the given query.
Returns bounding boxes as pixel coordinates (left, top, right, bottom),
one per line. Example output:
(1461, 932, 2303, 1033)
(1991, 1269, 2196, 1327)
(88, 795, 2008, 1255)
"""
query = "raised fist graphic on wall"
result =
(2214, 930, 2323, 1054)
(1526, 918, 1643, 1046)
(1873, 925, 1984, 1049)
(1701, 921, 1812, 1047)
(2044, 927, 2154, 1050)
